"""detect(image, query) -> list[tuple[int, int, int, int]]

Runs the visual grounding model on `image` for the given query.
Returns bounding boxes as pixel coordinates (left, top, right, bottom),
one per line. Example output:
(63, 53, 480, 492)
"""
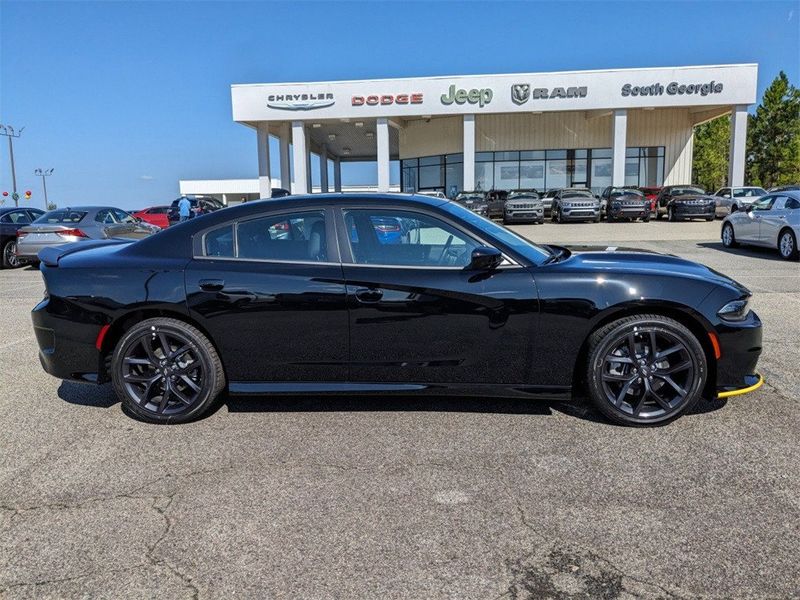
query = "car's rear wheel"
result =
(585, 315, 706, 426)
(721, 222, 738, 248)
(778, 228, 799, 260)
(2, 240, 20, 268)
(111, 318, 225, 423)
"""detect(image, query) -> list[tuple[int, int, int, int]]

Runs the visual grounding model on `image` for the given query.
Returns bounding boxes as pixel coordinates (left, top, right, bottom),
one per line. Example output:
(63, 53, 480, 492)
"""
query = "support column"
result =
(463, 114, 475, 191)
(334, 157, 342, 192)
(291, 121, 308, 194)
(279, 123, 291, 191)
(306, 130, 312, 192)
(728, 105, 748, 187)
(611, 109, 627, 187)
(320, 144, 329, 192)
(376, 118, 390, 192)
(257, 124, 271, 198)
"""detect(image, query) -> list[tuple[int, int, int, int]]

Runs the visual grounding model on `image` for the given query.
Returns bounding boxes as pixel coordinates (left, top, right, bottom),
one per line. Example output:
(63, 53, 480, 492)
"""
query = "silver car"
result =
(713, 186, 767, 217)
(721, 190, 800, 260)
(16, 206, 160, 264)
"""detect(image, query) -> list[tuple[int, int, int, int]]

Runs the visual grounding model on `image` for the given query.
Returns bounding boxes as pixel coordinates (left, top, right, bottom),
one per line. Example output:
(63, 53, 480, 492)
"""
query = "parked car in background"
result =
(31, 193, 763, 426)
(551, 188, 601, 223)
(721, 190, 800, 260)
(416, 190, 447, 199)
(637, 186, 661, 213)
(768, 184, 800, 193)
(655, 186, 716, 222)
(0, 207, 45, 268)
(166, 196, 224, 226)
(16, 207, 159, 265)
(453, 191, 488, 216)
(503, 190, 543, 224)
(132, 206, 170, 229)
(713, 186, 767, 217)
(270, 188, 291, 198)
(484, 190, 509, 219)
(540, 189, 559, 216)
(601, 187, 650, 222)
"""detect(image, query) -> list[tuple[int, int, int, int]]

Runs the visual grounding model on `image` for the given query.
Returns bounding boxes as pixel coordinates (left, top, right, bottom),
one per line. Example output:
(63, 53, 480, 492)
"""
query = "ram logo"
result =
(511, 84, 530, 105)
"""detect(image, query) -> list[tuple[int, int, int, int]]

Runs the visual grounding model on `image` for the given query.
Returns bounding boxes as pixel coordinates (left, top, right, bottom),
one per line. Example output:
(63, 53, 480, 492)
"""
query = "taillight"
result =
(16, 230, 28, 238)
(56, 228, 89, 238)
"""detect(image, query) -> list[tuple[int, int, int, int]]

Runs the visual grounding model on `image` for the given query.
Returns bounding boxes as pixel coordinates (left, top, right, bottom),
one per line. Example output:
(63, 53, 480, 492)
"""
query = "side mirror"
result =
(468, 246, 503, 271)
(745, 204, 754, 213)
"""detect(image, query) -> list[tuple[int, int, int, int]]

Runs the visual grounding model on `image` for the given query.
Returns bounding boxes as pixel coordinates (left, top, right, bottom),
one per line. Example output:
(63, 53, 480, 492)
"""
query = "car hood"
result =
(549, 244, 750, 294)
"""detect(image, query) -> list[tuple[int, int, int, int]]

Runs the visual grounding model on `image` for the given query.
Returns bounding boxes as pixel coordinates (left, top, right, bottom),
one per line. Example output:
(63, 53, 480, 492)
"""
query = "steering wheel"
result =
(438, 234, 454, 265)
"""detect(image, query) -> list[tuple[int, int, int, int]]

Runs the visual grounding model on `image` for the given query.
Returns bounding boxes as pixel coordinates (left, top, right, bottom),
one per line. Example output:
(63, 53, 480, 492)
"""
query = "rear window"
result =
(34, 210, 87, 224)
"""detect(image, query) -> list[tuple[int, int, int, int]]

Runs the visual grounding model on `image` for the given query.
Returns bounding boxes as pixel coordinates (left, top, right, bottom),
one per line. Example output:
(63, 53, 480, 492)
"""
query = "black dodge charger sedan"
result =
(655, 185, 716, 221)
(31, 194, 763, 426)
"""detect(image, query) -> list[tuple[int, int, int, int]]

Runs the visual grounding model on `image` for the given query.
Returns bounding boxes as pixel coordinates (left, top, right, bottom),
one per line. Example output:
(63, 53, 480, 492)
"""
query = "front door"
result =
(757, 195, 790, 245)
(185, 208, 349, 383)
(742, 195, 777, 244)
(337, 206, 539, 385)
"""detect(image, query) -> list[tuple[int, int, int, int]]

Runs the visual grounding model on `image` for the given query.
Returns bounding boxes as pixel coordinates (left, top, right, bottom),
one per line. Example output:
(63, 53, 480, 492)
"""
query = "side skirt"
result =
(228, 381, 572, 401)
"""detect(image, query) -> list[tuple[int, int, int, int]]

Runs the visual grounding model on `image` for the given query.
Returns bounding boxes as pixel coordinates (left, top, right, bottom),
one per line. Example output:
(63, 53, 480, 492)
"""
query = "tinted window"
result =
(733, 187, 767, 197)
(1, 210, 32, 224)
(345, 209, 478, 267)
(786, 198, 800, 210)
(149, 207, 169, 214)
(671, 187, 705, 196)
(563, 191, 593, 199)
(204, 224, 234, 257)
(114, 209, 136, 223)
(95, 209, 115, 224)
(751, 196, 776, 211)
(36, 210, 87, 224)
(237, 211, 327, 262)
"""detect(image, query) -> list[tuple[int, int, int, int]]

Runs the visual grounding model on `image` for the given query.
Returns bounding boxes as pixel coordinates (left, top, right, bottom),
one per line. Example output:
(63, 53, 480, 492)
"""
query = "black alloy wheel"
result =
(586, 315, 706, 425)
(2, 240, 21, 268)
(111, 318, 224, 423)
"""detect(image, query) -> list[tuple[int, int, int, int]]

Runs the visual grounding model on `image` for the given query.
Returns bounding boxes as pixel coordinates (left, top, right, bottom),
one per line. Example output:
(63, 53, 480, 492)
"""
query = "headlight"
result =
(717, 298, 751, 321)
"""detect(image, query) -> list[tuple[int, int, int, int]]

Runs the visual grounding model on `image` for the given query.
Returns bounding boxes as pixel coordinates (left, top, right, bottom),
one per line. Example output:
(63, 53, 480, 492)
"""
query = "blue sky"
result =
(1, 0, 798, 210)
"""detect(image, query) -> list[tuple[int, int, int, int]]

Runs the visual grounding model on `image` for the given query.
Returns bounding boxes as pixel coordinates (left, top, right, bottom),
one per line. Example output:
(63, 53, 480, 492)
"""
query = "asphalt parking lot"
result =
(1, 219, 798, 599)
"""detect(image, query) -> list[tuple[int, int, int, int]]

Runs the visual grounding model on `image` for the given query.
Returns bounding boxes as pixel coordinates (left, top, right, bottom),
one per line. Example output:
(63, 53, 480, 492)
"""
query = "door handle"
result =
(198, 279, 225, 292)
(354, 287, 383, 303)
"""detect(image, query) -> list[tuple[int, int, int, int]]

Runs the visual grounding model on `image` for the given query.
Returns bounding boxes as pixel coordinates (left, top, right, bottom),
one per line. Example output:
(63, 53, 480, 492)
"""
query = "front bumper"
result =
(714, 309, 763, 396)
(609, 206, 649, 219)
(673, 204, 715, 219)
(561, 207, 599, 221)
(717, 373, 763, 399)
(505, 208, 543, 222)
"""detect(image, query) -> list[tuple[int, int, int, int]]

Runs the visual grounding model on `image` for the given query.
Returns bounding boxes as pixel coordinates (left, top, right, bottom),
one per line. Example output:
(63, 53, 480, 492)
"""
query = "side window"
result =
(237, 211, 327, 262)
(751, 195, 776, 212)
(114, 209, 136, 223)
(718, 188, 730, 197)
(344, 209, 479, 267)
(786, 198, 800, 210)
(95, 209, 114, 223)
(204, 224, 234, 257)
(6, 210, 32, 224)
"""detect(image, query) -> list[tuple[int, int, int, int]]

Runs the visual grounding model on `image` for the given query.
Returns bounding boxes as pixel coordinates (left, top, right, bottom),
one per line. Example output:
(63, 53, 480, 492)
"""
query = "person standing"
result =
(178, 196, 192, 222)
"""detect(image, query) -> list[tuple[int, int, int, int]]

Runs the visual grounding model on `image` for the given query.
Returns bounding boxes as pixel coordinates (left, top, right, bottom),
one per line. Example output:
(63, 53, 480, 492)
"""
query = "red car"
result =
(132, 206, 170, 229)
(638, 187, 662, 212)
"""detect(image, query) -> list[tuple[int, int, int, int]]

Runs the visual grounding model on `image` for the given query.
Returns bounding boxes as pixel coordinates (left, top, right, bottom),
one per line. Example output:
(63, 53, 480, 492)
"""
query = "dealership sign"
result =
(266, 93, 335, 111)
(621, 81, 725, 97)
(511, 84, 588, 104)
(352, 93, 423, 106)
(440, 85, 493, 107)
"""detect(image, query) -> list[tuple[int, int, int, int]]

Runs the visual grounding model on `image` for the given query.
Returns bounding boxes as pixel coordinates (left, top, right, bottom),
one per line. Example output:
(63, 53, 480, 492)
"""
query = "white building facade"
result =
(230, 64, 757, 197)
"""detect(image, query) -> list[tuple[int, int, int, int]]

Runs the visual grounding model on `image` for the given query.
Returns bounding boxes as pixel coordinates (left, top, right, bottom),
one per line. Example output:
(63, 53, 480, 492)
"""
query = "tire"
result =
(606, 213, 615, 223)
(656, 210, 662, 220)
(705, 216, 714, 222)
(2, 240, 21, 269)
(643, 215, 651, 223)
(502, 217, 510, 225)
(778, 228, 799, 260)
(594, 215, 601, 223)
(555, 208, 563, 224)
(585, 314, 707, 426)
(668, 207, 676, 222)
(111, 317, 225, 424)
(537, 218, 544, 225)
(721, 222, 738, 248)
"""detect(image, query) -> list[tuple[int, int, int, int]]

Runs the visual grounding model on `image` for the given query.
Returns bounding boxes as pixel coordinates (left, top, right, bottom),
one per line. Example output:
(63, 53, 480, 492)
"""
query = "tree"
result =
(693, 116, 729, 191)
(746, 72, 800, 187)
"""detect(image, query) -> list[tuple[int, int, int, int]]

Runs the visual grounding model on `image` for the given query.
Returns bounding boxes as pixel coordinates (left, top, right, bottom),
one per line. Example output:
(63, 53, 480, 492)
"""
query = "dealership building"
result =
(217, 64, 757, 199)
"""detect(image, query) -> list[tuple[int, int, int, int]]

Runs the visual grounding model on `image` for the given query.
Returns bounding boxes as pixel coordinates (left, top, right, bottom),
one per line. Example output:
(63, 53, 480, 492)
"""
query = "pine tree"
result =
(746, 72, 800, 187)
(693, 116, 730, 191)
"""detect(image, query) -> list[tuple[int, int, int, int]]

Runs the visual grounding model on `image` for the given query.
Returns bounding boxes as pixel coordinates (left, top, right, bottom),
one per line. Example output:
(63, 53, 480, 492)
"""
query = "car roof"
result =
(0, 206, 44, 214)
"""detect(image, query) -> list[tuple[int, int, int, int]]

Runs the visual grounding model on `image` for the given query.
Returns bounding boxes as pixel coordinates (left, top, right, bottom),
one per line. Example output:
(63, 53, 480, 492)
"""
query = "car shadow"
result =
(696, 241, 784, 261)
(57, 382, 727, 426)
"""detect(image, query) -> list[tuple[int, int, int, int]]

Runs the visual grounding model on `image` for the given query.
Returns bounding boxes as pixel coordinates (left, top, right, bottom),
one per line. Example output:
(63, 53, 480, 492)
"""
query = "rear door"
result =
(336, 205, 539, 385)
(185, 207, 349, 384)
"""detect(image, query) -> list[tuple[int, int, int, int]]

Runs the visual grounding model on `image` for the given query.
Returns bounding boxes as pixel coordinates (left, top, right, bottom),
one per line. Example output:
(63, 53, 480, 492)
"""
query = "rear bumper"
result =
(16, 240, 63, 260)
(31, 298, 103, 382)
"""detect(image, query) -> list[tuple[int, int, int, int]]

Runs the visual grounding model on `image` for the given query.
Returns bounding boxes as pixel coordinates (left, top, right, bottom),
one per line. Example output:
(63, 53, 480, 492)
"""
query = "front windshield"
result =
(672, 187, 705, 196)
(611, 189, 644, 198)
(563, 191, 593, 199)
(734, 187, 767, 197)
(441, 201, 550, 264)
(508, 193, 539, 200)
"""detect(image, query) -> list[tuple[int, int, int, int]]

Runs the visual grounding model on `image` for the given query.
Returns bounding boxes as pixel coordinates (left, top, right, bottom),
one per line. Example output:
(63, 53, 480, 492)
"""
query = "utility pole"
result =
(35, 168, 54, 210)
(0, 124, 24, 207)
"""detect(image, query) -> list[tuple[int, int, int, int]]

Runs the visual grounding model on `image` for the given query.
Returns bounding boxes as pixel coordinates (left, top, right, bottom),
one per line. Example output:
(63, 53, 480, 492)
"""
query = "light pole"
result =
(35, 168, 54, 210)
(0, 124, 24, 207)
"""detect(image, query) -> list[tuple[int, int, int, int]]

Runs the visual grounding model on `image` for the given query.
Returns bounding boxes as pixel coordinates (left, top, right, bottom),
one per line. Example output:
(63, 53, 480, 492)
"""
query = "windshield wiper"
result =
(542, 246, 567, 265)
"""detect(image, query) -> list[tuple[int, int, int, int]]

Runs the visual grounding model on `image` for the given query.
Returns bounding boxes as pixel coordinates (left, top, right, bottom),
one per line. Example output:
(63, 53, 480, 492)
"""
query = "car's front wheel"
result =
(585, 315, 707, 426)
(2, 240, 21, 269)
(111, 318, 225, 423)
(668, 206, 677, 222)
(778, 228, 799, 260)
(722, 222, 738, 248)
